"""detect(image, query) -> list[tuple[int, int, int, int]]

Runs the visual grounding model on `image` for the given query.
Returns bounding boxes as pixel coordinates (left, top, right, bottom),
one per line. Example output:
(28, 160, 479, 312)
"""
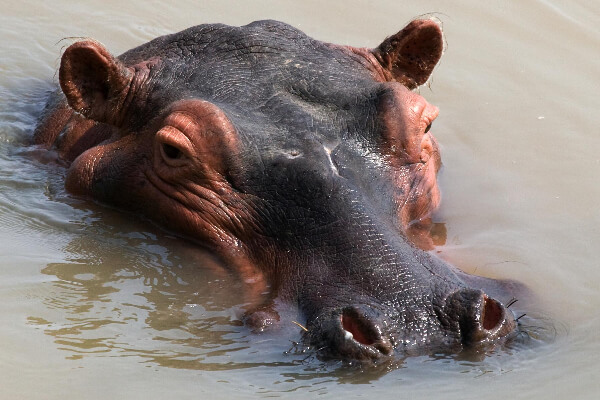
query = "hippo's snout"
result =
(443, 289, 516, 346)
(305, 289, 517, 360)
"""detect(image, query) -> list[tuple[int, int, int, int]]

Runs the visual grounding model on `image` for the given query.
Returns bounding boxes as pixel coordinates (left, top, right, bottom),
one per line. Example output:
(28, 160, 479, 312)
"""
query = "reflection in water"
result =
(30, 219, 394, 374)
(32, 224, 273, 369)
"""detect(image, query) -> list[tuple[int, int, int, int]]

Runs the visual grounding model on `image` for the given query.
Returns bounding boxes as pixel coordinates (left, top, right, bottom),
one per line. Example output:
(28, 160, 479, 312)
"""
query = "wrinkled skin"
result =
(33, 19, 523, 361)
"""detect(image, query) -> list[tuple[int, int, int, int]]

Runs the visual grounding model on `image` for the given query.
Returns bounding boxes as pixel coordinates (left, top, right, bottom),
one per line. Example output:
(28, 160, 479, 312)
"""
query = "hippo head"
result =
(36, 19, 520, 361)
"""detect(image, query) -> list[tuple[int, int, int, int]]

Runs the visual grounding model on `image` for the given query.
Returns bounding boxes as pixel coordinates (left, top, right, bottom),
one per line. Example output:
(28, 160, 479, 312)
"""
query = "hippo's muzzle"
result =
(305, 289, 517, 360)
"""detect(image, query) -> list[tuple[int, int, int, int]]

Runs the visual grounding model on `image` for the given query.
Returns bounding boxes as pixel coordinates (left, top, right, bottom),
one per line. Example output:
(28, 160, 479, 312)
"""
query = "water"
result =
(1, 1, 599, 398)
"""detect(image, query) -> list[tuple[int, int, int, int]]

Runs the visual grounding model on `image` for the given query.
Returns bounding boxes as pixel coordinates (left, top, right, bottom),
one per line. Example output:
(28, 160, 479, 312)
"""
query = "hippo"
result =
(33, 19, 523, 361)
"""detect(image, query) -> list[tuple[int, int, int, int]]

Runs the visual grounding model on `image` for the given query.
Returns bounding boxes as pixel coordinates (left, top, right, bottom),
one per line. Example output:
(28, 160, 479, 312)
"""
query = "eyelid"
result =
(423, 104, 439, 125)
(165, 112, 198, 133)
(422, 104, 438, 133)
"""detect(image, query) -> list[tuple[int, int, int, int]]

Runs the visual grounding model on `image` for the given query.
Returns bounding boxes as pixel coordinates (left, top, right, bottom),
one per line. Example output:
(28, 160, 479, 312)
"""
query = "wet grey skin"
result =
(33, 19, 523, 362)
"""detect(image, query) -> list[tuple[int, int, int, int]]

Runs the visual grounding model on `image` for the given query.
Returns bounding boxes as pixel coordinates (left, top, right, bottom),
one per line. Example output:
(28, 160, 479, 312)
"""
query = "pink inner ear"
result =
(374, 19, 444, 89)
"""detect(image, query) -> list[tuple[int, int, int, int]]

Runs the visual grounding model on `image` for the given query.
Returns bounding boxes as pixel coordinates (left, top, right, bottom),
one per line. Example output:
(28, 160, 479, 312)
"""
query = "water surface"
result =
(1, 1, 599, 398)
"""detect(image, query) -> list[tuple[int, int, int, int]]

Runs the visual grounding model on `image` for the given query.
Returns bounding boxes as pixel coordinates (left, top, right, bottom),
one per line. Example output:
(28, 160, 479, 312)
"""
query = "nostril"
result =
(308, 307, 393, 359)
(341, 312, 375, 346)
(482, 296, 503, 330)
(444, 289, 516, 345)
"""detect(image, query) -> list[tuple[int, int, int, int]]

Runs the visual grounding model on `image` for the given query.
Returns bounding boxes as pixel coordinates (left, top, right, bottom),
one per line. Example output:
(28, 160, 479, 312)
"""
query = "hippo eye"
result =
(161, 143, 183, 160)
(425, 122, 432, 133)
(156, 127, 191, 167)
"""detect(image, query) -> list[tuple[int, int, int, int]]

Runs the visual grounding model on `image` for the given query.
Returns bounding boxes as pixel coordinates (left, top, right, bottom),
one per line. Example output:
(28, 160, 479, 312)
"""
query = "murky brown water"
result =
(1, 1, 599, 398)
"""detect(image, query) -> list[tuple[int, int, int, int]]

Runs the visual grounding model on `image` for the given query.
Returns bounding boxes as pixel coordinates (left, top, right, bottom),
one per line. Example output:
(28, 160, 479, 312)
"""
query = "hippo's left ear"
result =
(372, 19, 444, 89)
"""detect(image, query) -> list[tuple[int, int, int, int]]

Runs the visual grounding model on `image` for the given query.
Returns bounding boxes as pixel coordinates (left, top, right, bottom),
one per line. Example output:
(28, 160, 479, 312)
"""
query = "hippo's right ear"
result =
(59, 40, 133, 124)
(372, 19, 444, 89)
